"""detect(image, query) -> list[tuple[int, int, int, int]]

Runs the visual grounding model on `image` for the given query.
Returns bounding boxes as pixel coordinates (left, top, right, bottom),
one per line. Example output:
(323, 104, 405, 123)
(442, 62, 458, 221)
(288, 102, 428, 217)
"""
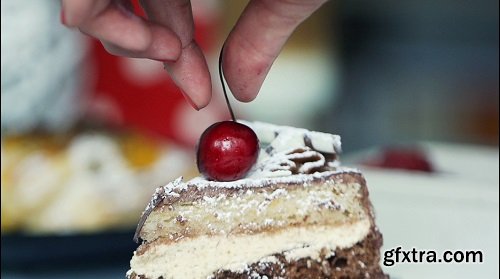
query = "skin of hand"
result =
(60, 0, 328, 110)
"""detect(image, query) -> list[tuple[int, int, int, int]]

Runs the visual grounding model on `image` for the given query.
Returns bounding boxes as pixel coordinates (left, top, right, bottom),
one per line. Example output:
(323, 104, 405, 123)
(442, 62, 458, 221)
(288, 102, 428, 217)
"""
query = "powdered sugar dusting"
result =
(187, 168, 359, 190)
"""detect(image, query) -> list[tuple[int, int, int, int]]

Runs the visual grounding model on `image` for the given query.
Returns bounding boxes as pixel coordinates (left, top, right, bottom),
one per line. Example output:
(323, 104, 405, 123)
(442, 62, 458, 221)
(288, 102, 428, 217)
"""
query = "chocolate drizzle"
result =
(262, 147, 328, 175)
(249, 146, 337, 178)
(303, 134, 314, 149)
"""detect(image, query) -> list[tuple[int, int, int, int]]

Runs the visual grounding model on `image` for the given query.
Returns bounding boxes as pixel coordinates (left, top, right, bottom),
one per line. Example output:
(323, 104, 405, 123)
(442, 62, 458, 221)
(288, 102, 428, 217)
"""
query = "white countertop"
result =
(357, 142, 499, 279)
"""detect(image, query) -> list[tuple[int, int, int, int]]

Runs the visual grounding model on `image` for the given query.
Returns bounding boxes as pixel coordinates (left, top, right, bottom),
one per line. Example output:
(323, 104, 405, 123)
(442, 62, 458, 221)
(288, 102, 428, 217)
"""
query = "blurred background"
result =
(1, 0, 498, 278)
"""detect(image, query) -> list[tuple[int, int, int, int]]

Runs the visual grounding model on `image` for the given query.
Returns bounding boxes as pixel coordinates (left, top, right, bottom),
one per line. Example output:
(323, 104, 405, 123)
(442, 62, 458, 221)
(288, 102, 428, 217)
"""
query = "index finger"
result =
(140, 0, 212, 110)
(223, 0, 328, 102)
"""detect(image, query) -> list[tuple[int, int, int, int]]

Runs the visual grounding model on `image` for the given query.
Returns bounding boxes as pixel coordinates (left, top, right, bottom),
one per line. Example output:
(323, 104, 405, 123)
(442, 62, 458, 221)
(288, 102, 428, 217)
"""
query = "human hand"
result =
(61, 0, 328, 110)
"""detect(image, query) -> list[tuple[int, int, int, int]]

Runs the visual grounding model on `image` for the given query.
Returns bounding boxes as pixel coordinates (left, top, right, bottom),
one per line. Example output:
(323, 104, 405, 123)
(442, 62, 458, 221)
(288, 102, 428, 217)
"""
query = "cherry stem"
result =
(219, 45, 236, 122)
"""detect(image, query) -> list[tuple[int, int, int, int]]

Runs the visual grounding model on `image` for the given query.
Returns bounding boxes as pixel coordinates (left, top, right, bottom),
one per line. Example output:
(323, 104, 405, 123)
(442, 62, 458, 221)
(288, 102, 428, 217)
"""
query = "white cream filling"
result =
(130, 219, 371, 279)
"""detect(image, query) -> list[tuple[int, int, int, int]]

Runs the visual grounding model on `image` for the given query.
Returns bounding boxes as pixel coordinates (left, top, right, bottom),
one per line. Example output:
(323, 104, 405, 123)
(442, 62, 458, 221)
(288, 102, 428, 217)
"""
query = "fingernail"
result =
(180, 90, 200, 111)
(116, 1, 138, 20)
(60, 9, 66, 25)
(152, 58, 176, 63)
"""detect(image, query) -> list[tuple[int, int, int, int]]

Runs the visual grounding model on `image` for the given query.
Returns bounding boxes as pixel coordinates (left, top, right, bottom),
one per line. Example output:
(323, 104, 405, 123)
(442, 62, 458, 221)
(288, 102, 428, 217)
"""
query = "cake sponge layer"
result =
(135, 170, 371, 243)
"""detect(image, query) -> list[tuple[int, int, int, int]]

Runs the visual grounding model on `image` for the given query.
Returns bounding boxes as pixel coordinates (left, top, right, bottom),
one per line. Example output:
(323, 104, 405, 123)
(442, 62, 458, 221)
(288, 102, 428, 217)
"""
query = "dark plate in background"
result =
(1, 229, 138, 271)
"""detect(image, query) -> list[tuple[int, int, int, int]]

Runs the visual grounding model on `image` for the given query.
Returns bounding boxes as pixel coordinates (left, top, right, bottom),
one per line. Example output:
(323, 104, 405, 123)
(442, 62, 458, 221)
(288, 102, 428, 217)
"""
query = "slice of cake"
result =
(127, 122, 388, 279)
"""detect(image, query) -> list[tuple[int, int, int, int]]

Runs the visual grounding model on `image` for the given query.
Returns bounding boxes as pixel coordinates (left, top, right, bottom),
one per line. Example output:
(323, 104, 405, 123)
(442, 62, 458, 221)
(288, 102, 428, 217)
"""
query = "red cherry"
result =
(196, 121, 259, 181)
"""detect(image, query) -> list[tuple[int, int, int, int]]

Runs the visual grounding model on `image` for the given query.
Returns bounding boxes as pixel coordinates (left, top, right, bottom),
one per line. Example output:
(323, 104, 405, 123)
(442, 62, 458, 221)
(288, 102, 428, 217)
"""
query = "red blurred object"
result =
(82, 0, 222, 146)
(363, 147, 434, 172)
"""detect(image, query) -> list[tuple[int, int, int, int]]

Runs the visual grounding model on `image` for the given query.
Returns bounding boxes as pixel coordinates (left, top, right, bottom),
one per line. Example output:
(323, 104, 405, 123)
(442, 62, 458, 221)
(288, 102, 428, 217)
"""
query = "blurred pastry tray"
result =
(1, 229, 137, 270)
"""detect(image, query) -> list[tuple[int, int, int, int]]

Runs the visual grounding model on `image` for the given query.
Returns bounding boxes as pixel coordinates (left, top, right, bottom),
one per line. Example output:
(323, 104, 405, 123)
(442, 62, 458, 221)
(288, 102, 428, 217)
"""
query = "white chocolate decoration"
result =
(238, 121, 342, 178)
(239, 121, 341, 154)
(307, 131, 342, 154)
